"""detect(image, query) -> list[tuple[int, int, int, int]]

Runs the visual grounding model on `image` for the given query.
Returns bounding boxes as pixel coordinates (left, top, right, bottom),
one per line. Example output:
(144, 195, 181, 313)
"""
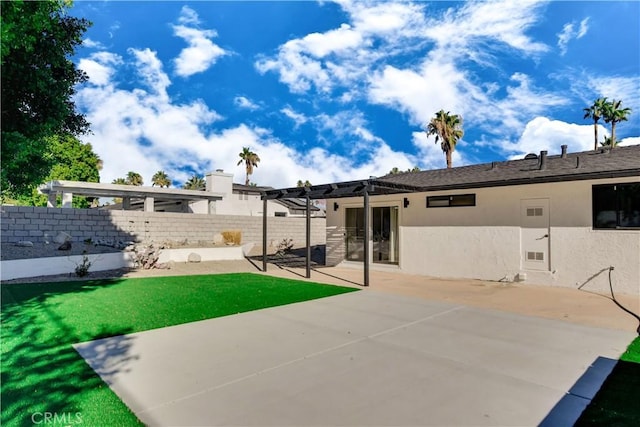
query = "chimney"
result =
(561, 145, 568, 158)
(576, 156, 580, 168)
(539, 150, 548, 170)
(491, 161, 498, 170)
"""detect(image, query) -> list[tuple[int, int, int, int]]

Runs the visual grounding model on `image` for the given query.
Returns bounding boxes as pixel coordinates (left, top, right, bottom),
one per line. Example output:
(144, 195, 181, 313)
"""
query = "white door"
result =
(520, 199, 550, 271)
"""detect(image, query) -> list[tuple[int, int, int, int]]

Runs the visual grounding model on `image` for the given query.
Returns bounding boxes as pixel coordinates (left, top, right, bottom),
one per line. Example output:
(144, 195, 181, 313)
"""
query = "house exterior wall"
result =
(206, 171, 288, 216)
(1, 206, 326, 251)
(326, 176, 640, 295)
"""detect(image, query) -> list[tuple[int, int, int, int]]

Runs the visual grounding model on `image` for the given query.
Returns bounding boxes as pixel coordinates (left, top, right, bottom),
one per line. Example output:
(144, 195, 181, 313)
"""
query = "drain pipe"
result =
(539, 150, 548, 170)
(561, 145, 568, 158)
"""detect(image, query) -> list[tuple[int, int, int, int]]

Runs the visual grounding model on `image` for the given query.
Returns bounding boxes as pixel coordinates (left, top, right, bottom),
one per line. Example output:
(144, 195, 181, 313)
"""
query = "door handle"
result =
(536, 234, 549, 240)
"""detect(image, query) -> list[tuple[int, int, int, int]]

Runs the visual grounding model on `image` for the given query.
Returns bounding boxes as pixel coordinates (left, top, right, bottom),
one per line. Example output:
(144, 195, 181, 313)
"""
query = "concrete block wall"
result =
(1, 206, 325, 249)
(325, 224, 345, 266)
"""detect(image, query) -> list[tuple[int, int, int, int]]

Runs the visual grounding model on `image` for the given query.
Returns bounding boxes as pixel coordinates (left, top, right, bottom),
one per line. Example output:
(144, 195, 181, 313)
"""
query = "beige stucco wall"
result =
(326, 176, 640, 295)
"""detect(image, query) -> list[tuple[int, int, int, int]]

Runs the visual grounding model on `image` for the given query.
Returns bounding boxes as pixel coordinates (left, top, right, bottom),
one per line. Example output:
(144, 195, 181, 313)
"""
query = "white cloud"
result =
(177, 5, 200, 25)
(172, 7, 227, 77)
(557, 17, 590, 55)
(82, 38, 105, 49)
(234, 96, 260, 111)
(281, 107, 308, 128)
(509, 116, 607, 157)
(78, 52, 123, 86)
(368, 57, 468, 126)
(257, 0, 563, 159)
(129, 48, 171, 101)
(618, 136, 640, 147)
(588, 75, 640, 110)
(423, 0, 548, 56)
(75, 48, 422, 189)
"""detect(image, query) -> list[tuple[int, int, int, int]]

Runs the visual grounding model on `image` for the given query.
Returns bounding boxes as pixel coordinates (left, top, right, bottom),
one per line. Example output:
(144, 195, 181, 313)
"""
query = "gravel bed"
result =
(1, 241, 122, 261)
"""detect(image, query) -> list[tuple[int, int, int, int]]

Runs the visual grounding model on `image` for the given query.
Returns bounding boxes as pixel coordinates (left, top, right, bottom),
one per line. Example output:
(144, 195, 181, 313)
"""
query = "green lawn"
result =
(574, 336, 640, 426)
(1, 273, 358, 426)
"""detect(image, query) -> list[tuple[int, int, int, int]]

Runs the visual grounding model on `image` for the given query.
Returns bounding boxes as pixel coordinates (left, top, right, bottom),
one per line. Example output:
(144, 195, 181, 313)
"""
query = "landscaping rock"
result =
(53, 231, 72, 244)
(187, 252, 201, 263)
(15, 241, 34, 247)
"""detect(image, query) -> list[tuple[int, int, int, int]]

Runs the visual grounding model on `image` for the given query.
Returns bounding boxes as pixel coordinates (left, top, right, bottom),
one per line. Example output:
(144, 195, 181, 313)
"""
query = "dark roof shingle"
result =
(378, 145, 640, 191)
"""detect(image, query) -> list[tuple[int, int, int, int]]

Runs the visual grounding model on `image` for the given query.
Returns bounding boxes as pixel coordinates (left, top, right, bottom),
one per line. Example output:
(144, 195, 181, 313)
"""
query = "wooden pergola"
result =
(261, 179, 421, 286)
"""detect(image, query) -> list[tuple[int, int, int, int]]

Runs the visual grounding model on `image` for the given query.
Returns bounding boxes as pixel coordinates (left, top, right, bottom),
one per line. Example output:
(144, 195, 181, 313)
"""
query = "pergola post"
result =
(61, 192, 73, 208)
(262, 196, 267, 272)
(306, 194, 311, 279)
(143, 197, 154, 212)
(47, 192, 57, 208)
(363, 187, 370, 287)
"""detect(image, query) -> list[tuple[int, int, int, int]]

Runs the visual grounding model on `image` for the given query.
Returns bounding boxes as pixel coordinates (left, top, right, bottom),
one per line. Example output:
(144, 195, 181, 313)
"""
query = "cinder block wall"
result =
(1, 206, 325, 249)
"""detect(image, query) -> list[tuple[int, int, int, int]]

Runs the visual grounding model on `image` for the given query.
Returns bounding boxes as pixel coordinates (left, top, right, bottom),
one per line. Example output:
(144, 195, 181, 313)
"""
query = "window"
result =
(427, 194, 475, 208)
(593, 183, 640, 229)
(274, 211, 287, 217)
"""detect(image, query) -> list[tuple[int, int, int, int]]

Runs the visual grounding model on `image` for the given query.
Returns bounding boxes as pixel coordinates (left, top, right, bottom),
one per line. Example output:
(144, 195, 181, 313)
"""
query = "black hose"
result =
(607, 266, 640, 335)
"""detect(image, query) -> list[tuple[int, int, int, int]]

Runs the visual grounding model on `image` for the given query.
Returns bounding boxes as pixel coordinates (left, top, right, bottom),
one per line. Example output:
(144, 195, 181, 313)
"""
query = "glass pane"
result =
(427, 196, 449, 207)
(345, 208, 364, 261)
(593, 185, 617, 228)
(373, 206, 399, 265)
(618, 184, 640, 228)
(450, 194, 475, 206)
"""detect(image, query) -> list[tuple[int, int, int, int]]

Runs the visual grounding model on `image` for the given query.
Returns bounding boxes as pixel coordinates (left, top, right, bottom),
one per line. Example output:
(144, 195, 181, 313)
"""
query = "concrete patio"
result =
(74, 266, 638, 426)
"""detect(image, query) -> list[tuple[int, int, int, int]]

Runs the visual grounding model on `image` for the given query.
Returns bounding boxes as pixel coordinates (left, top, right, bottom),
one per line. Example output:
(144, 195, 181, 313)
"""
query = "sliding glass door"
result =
(344, 206, 398, 265)
(345, 208, 365, 261)
(372, 206, 398, 265)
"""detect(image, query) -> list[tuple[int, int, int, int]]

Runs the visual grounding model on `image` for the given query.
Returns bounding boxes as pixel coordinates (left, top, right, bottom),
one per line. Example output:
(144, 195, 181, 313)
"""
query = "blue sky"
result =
(72, 0, 640, 188)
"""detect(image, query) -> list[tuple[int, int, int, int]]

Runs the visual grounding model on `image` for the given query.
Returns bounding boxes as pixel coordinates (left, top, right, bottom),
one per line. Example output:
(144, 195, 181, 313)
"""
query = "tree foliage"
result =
(112, 172, 143, 186)
(603, 99, 632, 147)
(8, 134, 102, 207)
(584, 98, 632, 149)
(1, 0, 91, 194)
(237, 147, 260, 186)
(297, 180, 312, 188)
(425, 110, 464, 169)
(126, 171, 144, 186)
(583, 97, 608, 150)
(152, 171, 171, 188)
(183, 175, 206, 190)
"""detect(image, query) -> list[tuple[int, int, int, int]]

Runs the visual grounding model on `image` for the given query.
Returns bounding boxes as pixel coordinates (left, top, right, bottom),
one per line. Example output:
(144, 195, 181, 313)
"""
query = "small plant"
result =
(275, 238, 294, 257)
(221, 230, 242, 245)
(75, 252, 92, 277)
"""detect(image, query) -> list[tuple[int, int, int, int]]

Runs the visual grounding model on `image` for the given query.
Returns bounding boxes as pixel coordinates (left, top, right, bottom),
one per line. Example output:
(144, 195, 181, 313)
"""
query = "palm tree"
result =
(237, 147, 260, 186)
(425, 110, 464, 169)
(389, 167, 401, 175)
(603, 99, 632, 148)
(112, 177, 127, 185)
(600, 136, 614, 147)
(152, 170, 171, 188)
(583, 97, 608, 150)
(183, 175, 205, 190)
(126, 171, 143, 186)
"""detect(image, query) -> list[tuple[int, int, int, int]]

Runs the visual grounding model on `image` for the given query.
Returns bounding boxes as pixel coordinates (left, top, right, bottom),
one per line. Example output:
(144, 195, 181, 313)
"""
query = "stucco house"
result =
(322, 145, 639, 295)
